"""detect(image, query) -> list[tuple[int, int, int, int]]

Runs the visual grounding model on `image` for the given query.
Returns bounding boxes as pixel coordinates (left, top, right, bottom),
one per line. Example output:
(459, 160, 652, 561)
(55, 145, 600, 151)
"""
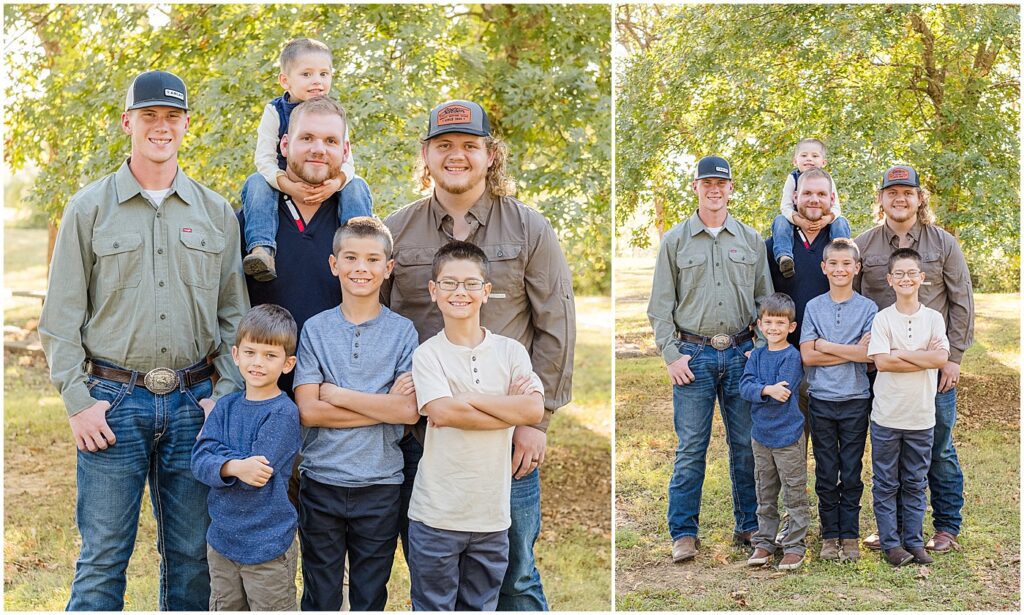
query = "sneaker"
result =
(672, 536, 700, 563)
(778, 552, 804, 570)
(243, 246, 277, 282)
(819, 538, 840, 561)
(747, 547, 773, 566)
(907, 546, 934, 564)
(884, 547, 914, 567)
(840, 538, 861, 562)
(778, 255, 795, 278)
(863, 532, 882, 551)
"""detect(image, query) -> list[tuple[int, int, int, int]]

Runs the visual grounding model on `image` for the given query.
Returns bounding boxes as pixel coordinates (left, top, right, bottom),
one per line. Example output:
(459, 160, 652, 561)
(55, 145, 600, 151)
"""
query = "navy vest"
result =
(271, 93, 301, 170)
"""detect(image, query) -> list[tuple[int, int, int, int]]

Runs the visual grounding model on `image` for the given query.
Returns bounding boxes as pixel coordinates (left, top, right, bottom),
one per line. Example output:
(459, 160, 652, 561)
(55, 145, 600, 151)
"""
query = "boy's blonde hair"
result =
(794, 138, 827, 158)
(280, 38, 332, 74)
(237, 304, 298, 356)
(333, 216, 394, 258)
(823, 237, 861, 262)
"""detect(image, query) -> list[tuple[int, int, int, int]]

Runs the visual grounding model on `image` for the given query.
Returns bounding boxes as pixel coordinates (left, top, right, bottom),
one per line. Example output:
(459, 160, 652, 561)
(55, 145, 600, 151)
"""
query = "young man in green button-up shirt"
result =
(38, 70, 247, 610)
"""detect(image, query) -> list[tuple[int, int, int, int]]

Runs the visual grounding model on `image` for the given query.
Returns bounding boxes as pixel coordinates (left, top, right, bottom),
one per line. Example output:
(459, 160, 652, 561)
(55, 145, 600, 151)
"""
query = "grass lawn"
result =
(614, 255, 1020, 610)
(3, 228, 612, 611)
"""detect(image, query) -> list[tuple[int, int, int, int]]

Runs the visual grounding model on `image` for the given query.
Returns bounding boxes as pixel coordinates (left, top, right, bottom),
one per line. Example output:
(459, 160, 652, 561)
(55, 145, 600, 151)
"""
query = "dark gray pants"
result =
(870, 422, 933, 551)
(752, 435, 809, 555)
(408, 520, 508, 611)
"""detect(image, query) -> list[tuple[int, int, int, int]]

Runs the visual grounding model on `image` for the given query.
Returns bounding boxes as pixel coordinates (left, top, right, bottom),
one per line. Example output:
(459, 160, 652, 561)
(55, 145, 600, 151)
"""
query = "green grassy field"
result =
(615, 255, 1020, 611)
(3, 228, 612, 611)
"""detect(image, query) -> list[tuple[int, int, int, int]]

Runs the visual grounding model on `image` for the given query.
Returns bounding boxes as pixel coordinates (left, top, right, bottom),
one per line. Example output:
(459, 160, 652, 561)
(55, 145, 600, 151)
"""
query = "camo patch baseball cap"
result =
(880, 165, 921, 189)
(125, 70, 189, 111)
(425, 100, 491, 139)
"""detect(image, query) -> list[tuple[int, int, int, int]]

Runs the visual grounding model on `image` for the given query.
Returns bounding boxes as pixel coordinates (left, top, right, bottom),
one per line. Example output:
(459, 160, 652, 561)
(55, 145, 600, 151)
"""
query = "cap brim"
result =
(425, 126, 490, 139)
(694, 173, 731, 180)
(126, 100, 189, 111)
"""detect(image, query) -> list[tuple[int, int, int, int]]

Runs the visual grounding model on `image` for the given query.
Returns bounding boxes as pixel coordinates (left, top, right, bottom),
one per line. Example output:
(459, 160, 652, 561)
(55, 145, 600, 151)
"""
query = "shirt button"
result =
(156, 212, 161, 218)
(160, 314, 166, 320)
(717, 282, 721, 286)
(354, 353, 359, 359)
(475, 379, 480, 384)
(159, 281, 165, 287)
(161, 347, 167, 353)
(472, 356, 476, 361)
(497, 250, 504, 257)
(201, 240, 206, 246)
(355, 331, 360, 337)
(113, 242, 120, 249)
(157, 248, 163, 255)
(718, 301, 723, 306)
(355, 342, 359, 348)
(473, 368, 478, 373)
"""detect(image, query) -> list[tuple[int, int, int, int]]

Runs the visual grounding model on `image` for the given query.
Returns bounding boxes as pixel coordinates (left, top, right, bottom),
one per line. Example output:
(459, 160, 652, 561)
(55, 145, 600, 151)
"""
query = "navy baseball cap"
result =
(880, 165, 921, 189)
(694, 156, 732, 181)
(425, 100, 491, 139)
(124, 70, 189, 111)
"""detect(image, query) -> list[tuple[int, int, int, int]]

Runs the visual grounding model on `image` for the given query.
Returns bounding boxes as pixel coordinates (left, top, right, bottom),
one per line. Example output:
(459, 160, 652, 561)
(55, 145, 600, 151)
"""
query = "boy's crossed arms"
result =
(295, 372, 419, 428)
(872, 337, 948, 372)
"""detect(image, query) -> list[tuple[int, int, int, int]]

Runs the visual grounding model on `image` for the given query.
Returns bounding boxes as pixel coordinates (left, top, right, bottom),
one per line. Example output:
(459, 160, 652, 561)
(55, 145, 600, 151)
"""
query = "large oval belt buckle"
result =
(144, 367, 179, 394)
(710, 334, 732, 351)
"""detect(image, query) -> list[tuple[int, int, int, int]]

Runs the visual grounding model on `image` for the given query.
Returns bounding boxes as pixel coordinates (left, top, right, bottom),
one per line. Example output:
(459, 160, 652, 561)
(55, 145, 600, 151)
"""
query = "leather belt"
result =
(88, 360, 215, 395)
(676, 328, 755, 351)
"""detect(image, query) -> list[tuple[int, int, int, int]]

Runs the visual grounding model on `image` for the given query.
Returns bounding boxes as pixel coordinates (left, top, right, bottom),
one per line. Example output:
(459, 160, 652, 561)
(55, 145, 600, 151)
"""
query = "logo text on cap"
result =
(887, 168, 910, 181)
(716, 166, 729, 173)
(437, 104, 472, 126)
(164, 89, 185, 100)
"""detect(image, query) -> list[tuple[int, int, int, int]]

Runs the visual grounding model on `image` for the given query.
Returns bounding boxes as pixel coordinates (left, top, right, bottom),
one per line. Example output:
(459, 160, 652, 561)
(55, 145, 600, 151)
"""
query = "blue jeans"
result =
(67, 364, 212, 611)
(668, 338, 757, 540)
(770, 214, 852, 261)
(870, 422, 933, 551)
(929, 387, 964, 535)
(498, 468, 548, 611)
(240, 172, 374, 253)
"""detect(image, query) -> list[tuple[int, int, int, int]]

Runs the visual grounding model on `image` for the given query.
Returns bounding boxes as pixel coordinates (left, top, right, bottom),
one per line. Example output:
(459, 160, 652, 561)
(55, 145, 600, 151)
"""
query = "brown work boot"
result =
(243, 246, 277, 282)
(862, 532, 882, 550)
(779, 255, 795, 278)
(732, 530, 755, 547)
(746, 547, 773, 566)
(925, 531, 959, 553)
(672, 536, 700, 563)
(819, 538, 840, 561)
(907, 546, 934, 564)
(840, 538, 861, 562)
(778, 552, 804, 570)
(884, 547, 914, 567)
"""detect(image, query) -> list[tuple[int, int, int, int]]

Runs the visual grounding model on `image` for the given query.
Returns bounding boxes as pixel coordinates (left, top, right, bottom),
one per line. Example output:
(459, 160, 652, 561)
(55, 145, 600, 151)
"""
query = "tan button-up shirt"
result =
(648, 211, 774, 365)
(854, 220, 974, 363)
(383, 191, 576, 429)
(39, 161, 248, 416)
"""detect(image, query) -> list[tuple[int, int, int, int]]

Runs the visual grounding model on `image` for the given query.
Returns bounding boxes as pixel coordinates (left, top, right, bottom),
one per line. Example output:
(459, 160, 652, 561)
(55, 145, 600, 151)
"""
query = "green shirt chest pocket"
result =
(725, 248, 756, 287)
(179, 229, 225, 290)
(674, 252, 707, 290)
(480, 243, 525, 299)
(92, 232, 143, 291)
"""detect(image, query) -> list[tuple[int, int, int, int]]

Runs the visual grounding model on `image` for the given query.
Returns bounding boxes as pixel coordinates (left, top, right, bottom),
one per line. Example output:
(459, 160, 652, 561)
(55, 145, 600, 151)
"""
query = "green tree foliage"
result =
(5, 4, 611, 293)
(616, 4, 1019, 291)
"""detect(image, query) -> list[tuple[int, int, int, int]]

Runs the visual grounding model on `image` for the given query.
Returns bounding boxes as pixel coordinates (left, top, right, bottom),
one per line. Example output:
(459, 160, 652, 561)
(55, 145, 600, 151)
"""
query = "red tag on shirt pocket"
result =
(182, 227, 192, 233)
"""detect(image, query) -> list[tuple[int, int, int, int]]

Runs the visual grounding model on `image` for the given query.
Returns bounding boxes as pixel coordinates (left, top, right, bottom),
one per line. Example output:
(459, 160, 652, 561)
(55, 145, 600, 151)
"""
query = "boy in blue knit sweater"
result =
(740, 293, 807, 570)
(191, 304, 302, 610)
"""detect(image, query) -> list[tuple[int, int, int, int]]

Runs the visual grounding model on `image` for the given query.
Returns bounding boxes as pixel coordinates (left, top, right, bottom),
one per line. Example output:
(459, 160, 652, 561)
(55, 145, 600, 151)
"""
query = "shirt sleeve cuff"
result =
(529, 408, 555, 433)
(65, 385, 99, 417)
(662, 344, 683, 365)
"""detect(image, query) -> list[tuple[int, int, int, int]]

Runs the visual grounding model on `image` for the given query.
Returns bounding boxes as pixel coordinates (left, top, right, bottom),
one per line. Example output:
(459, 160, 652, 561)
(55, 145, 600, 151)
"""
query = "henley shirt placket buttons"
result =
(472, 354, 479, 384)
(154, 205, 169, 357)
(354, 327, 360, 359)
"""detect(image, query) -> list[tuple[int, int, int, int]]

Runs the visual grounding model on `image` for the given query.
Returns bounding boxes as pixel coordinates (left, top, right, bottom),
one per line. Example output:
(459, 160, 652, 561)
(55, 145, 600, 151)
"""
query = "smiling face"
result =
(887, 256, 925, 299)
(232, 338, 295, 393)
(758, 314, 797, 345)
(279, 51, 333, 102)
(821, 246, 861, 289)
(691, 177, 733, 215)
(795, 175, 834, 223)
(121, 106, 189, 167)
(428, 258, 491, 323)
(422, 133, 494, 197)
(793, 142, 827, 172)
(879, 185, 921, 224)
(329, 235, 393, 299)
(282, 110, 348, 185)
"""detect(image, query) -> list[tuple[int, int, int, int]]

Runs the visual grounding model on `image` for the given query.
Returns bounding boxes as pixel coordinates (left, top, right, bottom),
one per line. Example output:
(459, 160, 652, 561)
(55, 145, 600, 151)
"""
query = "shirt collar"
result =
(428, 189, 495, 231)
(882, 220, 922, 246)
(687, 210, 739, 237)
(115, 159, 198, 207)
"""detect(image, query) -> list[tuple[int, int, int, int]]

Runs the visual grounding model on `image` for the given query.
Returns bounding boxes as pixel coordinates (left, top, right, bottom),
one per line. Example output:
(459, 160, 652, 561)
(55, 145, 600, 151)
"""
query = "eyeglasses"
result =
(889, 270, 922, 280)
(435, 278, 485, 291)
